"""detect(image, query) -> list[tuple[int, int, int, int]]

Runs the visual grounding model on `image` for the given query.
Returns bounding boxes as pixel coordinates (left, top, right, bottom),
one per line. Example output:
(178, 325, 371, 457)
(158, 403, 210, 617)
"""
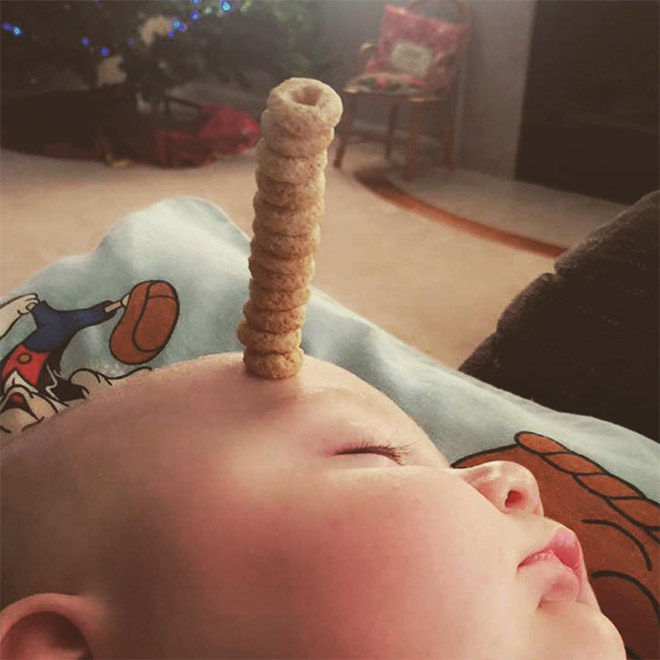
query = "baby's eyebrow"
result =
(252, 385, 450, 465)
(256, 387, 416, 451)
(259, 386, 378, 421)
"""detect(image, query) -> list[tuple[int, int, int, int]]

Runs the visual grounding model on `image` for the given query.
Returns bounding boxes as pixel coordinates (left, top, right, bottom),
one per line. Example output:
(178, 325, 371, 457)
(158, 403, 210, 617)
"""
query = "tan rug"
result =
(1, 145, 556, 368)
(356, 167, 565, 258)
(380, 158, 625, 250)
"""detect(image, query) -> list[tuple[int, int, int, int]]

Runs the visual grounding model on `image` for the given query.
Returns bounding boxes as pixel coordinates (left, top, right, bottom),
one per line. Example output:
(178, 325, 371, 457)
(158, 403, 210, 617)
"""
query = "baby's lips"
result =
(519, 527, 601, 607)
(519, 550, 581, 603)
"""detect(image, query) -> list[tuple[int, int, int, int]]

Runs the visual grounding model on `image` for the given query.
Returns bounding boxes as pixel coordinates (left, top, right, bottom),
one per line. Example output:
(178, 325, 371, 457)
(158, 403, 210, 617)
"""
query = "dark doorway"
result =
(516, 1, 659, 204)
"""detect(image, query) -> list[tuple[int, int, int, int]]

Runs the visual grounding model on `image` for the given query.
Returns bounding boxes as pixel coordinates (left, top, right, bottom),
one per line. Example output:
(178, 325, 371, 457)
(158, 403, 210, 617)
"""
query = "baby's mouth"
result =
(518, 528, 595, 605)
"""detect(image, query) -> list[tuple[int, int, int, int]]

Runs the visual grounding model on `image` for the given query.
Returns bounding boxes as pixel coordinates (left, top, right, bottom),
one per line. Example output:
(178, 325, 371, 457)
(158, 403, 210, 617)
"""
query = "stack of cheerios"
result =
(237, 78, 343, 379)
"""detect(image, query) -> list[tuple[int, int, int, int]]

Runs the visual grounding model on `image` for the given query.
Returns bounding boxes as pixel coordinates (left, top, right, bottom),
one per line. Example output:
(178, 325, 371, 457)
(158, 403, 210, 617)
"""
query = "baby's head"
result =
(0, 353, 624, 658)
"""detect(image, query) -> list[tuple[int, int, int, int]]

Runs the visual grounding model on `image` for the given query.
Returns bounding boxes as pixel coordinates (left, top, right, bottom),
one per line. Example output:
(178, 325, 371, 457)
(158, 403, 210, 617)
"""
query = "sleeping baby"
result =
(0, 351, 625, 658)
(1, 78, 655, 658)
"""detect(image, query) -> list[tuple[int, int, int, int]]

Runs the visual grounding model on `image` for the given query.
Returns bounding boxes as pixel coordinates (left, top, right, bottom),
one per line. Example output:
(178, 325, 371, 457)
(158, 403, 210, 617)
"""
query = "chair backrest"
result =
(406, 0, 470, 31)
(365, 1, 470, 93)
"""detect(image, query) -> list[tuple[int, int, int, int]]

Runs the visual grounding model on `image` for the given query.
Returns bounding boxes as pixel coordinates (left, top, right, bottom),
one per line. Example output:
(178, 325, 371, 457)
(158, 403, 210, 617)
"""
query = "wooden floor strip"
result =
(354, 167, 566, 258)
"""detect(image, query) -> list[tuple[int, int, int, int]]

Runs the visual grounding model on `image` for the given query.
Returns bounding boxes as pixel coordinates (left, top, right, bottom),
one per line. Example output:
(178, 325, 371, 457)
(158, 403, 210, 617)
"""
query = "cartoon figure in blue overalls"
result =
(0, 281, 179, 439)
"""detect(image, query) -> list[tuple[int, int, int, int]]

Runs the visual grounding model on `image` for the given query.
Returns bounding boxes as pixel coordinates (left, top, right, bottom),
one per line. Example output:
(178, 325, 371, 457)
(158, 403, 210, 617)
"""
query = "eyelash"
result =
(338, 440, 417, 465)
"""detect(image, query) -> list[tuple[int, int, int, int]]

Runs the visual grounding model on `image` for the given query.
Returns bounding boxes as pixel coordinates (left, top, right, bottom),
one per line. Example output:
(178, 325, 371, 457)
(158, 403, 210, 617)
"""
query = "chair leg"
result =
(385, 104, 399, 159)
(333, 94, 358, 169)
(405, 103, 423, 181)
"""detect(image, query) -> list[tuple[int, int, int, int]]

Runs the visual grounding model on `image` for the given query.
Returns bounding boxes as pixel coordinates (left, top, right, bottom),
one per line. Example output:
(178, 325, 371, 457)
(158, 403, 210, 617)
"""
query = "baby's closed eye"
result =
(334, 439, 419, 465)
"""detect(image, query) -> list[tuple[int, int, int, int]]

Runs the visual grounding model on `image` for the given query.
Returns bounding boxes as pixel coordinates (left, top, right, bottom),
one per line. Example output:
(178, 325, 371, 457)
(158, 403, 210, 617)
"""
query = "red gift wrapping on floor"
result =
(1, 89, 261, 168)
(152, 105, 261, 168)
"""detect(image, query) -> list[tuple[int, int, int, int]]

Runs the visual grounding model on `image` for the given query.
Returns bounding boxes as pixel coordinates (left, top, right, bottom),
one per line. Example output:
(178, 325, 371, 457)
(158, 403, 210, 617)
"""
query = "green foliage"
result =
(0, 0, 336, 111)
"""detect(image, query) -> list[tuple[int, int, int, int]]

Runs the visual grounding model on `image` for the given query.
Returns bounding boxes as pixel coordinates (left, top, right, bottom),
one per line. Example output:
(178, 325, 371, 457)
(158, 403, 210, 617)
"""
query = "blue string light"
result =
(1, 21, 25, 38)
(1, 1, 231, 48)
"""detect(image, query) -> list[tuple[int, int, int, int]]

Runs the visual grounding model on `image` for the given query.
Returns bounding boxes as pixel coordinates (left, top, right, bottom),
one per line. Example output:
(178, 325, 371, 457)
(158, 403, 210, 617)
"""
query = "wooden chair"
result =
(333, 0, 470, 180)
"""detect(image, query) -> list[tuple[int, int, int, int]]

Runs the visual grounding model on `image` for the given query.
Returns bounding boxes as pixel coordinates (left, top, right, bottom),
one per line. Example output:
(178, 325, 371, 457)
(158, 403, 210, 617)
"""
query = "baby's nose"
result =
(458, 461, 544, 516)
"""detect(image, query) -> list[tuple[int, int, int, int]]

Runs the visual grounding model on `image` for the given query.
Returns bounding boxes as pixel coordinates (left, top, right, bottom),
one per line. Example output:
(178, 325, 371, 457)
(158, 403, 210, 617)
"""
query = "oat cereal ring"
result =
(252, 220, 321, 258)
(239, 78, 343, 379)
(248, 280, 311, 311)
(243, 301, 306, 334)
(253, 192, 323, 235)
(243, 348, 304, 379)
(237, 320, 302, 354)
(261, 109, 334, 158)
(249, 257, 314, 292)
(256, 140, 327, 184)
(255, 170, 325, 209)
(267, 78, 343, 136)
(250, 239, 315, 275)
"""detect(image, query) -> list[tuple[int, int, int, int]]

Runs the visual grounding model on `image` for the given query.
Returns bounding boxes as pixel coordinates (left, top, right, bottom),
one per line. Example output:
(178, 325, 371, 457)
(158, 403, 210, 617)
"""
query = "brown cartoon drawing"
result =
(454, 431, 659, 660)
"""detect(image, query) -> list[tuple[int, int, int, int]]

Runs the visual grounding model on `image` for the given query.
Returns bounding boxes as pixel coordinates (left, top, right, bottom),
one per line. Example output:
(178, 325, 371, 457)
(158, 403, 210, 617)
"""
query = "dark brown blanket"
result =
(460, 190, 659, 441)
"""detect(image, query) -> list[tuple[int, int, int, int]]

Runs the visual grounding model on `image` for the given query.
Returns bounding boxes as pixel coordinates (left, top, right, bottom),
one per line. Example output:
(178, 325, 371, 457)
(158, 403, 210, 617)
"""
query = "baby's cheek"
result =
(229, 467, 513, 658)
(179, 460, 523, 658)
(254, 472, 443, 655)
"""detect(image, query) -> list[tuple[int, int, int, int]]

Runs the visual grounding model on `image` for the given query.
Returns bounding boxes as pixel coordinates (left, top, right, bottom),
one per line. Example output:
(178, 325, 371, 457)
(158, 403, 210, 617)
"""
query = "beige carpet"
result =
(386, 162, 625, 249)
(0, 145, 559, 367)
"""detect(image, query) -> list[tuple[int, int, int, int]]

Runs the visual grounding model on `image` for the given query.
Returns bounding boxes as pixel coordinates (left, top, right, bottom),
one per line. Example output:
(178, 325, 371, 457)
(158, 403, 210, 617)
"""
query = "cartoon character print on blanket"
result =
(0, 280, 179, 439)
(454, 432, 659, 660)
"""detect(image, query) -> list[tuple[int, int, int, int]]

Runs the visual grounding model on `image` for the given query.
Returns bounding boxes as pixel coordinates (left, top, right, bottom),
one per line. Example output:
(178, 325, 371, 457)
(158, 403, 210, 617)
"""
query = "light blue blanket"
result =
(1, 197, 657, 502)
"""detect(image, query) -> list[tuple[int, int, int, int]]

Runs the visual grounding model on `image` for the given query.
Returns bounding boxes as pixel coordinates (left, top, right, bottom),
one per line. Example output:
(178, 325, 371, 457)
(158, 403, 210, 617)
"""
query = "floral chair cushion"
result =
(361, 4, 468, 95)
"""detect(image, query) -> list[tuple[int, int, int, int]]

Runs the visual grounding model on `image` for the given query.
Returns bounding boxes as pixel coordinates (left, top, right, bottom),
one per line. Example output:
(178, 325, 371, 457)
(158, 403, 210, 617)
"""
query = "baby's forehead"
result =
(1, 355, 438, 533)
(2, 354, 398, 488)
(131, 353, 386, 413)
(12, 354, 381, 444)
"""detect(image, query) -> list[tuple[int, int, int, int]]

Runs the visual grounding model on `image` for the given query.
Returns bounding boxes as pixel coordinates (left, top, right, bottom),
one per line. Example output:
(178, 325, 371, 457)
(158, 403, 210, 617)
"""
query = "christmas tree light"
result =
(1, 0, 330, 105)
(3, 23, 23, 37)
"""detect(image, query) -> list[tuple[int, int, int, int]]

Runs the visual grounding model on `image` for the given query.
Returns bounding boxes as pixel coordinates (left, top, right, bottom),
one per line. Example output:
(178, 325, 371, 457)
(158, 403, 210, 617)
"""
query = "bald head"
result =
(1, 354, 623, 660)
(1, 353, 425, 610)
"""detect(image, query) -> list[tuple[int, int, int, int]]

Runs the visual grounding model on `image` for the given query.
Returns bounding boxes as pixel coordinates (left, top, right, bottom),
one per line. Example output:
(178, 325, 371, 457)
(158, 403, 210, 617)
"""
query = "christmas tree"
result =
(1, 0, 334, 113)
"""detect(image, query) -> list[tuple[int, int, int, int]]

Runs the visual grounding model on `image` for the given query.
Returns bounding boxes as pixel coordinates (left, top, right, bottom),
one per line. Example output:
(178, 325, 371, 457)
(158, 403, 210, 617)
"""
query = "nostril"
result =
(505, 490, 524, 508)
(461, 461, 543, 515)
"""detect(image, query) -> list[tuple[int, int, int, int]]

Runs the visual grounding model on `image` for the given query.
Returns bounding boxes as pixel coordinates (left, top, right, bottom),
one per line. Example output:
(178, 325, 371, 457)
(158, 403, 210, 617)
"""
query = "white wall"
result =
(459, 0, 536, 177)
